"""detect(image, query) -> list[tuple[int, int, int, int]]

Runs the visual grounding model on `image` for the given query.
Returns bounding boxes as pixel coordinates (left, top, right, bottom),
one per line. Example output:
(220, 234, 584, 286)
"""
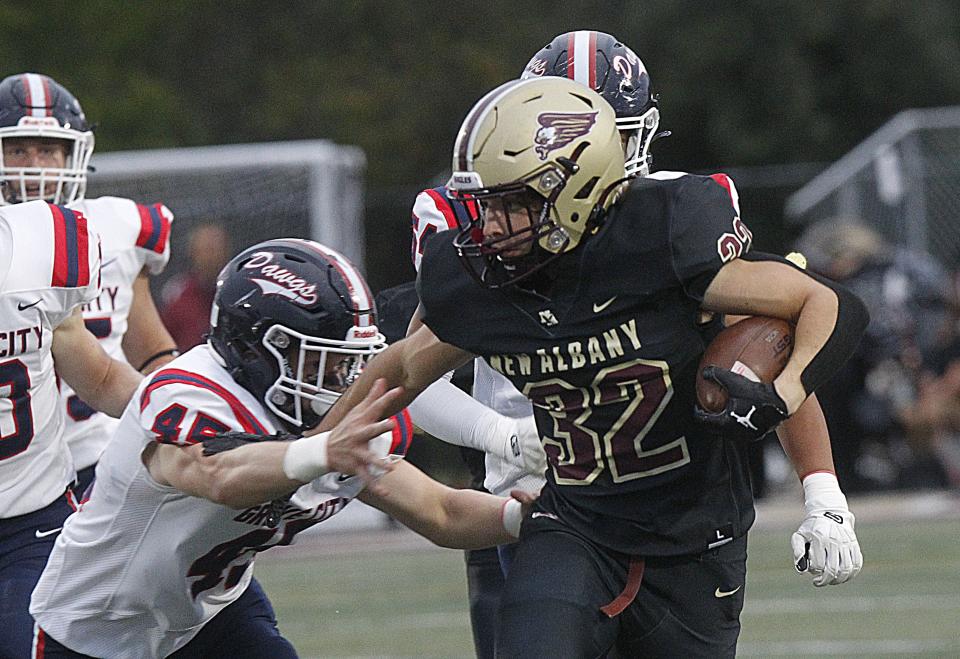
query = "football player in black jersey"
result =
(319, 77, 868, 657)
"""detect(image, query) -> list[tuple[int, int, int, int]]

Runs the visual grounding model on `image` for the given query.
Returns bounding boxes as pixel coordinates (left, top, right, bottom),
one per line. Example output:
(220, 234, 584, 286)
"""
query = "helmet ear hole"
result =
(574, 177, 600, 200)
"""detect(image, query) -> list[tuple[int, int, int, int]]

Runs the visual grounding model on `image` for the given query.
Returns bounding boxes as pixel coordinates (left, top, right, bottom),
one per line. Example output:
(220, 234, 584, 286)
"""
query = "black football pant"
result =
(496, 517, 746, 658)
(465, 546, 506, 659)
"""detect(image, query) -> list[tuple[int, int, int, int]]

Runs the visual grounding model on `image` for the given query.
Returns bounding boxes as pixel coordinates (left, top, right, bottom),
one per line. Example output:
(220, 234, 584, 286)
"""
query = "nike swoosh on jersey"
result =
(101, 256, 119, 268)
(592, 296, 617, 313)
(35, 527, 62, 538)
(18, 299, 42, 311)
(714, 585, 741, 598)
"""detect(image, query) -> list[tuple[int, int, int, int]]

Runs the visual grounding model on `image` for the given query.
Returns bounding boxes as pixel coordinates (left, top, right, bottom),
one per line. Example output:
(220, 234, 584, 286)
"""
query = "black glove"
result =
(694, 366, 789, 442)
(201, 430, 297, 456)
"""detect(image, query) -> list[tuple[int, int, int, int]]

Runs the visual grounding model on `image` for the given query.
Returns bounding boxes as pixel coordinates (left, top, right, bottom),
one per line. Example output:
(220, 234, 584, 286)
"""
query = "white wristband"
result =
(282, 432, 330, 482)
(801, 471, 848, 512)
(501, 499, 523, 538)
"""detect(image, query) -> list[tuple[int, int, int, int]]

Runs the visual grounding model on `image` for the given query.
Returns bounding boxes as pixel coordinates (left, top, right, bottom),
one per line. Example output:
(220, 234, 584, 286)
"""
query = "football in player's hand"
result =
(696, 316, 794, 413)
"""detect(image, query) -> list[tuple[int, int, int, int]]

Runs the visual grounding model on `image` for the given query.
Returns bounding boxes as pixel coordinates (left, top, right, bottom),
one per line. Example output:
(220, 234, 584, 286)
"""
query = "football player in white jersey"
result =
(31, 239, 533, 659)
(0, 199, 144, 658)
(0, 72, 179, 497)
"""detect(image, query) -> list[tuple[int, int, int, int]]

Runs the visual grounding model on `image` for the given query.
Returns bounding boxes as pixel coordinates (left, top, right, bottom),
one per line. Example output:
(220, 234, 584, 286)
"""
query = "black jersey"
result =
(419, 172, 757, 556)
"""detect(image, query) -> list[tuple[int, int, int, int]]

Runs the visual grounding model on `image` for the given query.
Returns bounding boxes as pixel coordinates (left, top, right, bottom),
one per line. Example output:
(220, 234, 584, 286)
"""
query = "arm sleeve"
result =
(407, 373, 508, 454)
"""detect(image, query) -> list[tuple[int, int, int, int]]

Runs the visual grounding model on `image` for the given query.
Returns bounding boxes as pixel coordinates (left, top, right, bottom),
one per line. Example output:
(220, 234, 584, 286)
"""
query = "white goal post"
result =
(86, 139, 367, 277)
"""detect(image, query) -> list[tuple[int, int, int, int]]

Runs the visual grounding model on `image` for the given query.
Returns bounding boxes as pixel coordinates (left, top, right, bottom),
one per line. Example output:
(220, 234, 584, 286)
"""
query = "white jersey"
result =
(31, 344, 410, 658)
(61, 197, 173, 471)
(411, 187, 545, 496)
(0, 201, 100, 517)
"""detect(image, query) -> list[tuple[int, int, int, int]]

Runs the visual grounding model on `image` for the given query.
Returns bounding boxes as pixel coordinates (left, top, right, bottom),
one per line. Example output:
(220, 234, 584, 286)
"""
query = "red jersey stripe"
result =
(49, 204, 69, 287)
(141, 369, 267, 435)
(424, 189, 459, 230)
(135, 203, 171, 254)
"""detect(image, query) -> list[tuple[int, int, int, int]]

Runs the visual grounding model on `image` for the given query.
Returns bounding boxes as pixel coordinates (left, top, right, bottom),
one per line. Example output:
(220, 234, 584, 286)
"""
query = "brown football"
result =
(696, 316, 794, 413)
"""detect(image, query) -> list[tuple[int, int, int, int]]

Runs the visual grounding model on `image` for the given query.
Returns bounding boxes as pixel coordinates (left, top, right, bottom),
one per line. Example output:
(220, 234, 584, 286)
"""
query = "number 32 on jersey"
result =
(524, 358, 690, 485)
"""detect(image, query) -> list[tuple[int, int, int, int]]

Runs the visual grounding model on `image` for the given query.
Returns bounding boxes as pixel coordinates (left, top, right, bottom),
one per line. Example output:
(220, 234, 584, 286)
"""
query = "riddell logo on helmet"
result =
(17, 116, 59, 128)
(351, 328, 378, 338)
(244, 252, 319, 305)
(534, 111, 598, 160)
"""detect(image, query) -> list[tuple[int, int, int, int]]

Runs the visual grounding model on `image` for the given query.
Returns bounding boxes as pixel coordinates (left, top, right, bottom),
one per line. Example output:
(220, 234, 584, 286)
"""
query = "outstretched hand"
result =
(509, 488, 539, 521)
(325, 378, 404, 497)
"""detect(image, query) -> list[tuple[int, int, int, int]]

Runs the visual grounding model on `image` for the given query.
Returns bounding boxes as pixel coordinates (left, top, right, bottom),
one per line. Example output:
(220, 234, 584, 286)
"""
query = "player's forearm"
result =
(362, 462, 516, 549)
(759, 258, 868, 414)
(773, 285, 845, 412)
(168, 442, 302, 509)
(76, 357, 143, 418)
(775, 393, 837, 480)
(315, 330, 470, 434)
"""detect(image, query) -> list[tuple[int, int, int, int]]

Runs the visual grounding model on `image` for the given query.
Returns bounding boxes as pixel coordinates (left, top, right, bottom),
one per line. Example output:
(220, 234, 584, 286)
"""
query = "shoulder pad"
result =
(139, 368, 270, 444)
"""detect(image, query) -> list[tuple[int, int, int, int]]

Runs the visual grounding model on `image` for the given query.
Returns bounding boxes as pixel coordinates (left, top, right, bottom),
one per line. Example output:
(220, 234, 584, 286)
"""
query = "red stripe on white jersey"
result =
(49, 204, 69, 287)
(74, 209, 90, 288)
(424, 189, 459, 230)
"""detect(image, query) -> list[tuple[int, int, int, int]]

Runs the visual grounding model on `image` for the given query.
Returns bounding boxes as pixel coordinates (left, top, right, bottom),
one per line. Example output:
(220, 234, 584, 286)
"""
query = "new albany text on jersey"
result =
(486, 317, 643, 378)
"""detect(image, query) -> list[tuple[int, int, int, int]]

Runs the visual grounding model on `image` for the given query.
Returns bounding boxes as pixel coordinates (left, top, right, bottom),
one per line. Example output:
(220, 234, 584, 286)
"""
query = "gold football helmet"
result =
(448, 77, 626, 288)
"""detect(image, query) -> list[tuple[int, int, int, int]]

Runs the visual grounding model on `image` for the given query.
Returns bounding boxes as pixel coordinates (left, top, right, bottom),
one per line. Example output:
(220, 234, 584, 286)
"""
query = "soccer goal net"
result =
(86, 140, 367, 288)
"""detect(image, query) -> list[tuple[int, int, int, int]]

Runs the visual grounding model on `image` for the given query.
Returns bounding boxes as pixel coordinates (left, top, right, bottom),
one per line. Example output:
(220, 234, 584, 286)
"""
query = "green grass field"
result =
(256, 498, 960, 658)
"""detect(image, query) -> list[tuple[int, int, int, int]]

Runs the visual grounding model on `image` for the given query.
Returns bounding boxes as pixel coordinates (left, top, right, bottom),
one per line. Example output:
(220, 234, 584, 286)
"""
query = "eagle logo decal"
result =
(534, 111, 598, 160)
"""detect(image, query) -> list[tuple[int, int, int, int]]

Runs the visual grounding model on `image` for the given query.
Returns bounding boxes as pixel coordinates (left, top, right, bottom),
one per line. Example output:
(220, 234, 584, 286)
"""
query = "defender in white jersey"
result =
(0, 72, 180, 497)
(0, 200, 144, 659)
(62, 197, 176, 490)
(32, 239, 532, 659)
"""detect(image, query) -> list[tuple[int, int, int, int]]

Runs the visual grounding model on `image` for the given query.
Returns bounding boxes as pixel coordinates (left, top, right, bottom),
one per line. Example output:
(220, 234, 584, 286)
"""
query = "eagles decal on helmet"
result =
(448, 77, 627, 288)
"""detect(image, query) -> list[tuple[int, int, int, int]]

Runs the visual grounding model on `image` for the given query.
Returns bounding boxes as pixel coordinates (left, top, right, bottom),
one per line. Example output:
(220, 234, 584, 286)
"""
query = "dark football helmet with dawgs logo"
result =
(521, 30, 663, 177)
(449, 77, 626, 288)
(0, 73, 94, 205)
(208, 238, 386, 431)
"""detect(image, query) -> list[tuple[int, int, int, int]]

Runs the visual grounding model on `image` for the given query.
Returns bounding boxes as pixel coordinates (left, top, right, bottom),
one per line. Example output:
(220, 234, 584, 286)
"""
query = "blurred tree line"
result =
(2, 0, 958, 288)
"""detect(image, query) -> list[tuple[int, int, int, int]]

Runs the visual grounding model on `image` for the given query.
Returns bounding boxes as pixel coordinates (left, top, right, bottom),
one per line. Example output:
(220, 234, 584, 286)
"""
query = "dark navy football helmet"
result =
(521, 30, 662, 177)
(0, 73, 94, 205)
(208, 238, 386, 431)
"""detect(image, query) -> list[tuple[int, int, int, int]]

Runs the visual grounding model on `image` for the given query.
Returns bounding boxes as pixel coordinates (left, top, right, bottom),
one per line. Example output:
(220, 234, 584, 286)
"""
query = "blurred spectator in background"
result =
(796, 219, 960, 491)
(160, 223, 231, 349)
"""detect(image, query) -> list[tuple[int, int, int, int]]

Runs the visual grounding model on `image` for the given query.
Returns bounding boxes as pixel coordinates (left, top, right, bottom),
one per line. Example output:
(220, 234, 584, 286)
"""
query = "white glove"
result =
(487, 412, 547, 477)
(791, 471, 863, 586)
